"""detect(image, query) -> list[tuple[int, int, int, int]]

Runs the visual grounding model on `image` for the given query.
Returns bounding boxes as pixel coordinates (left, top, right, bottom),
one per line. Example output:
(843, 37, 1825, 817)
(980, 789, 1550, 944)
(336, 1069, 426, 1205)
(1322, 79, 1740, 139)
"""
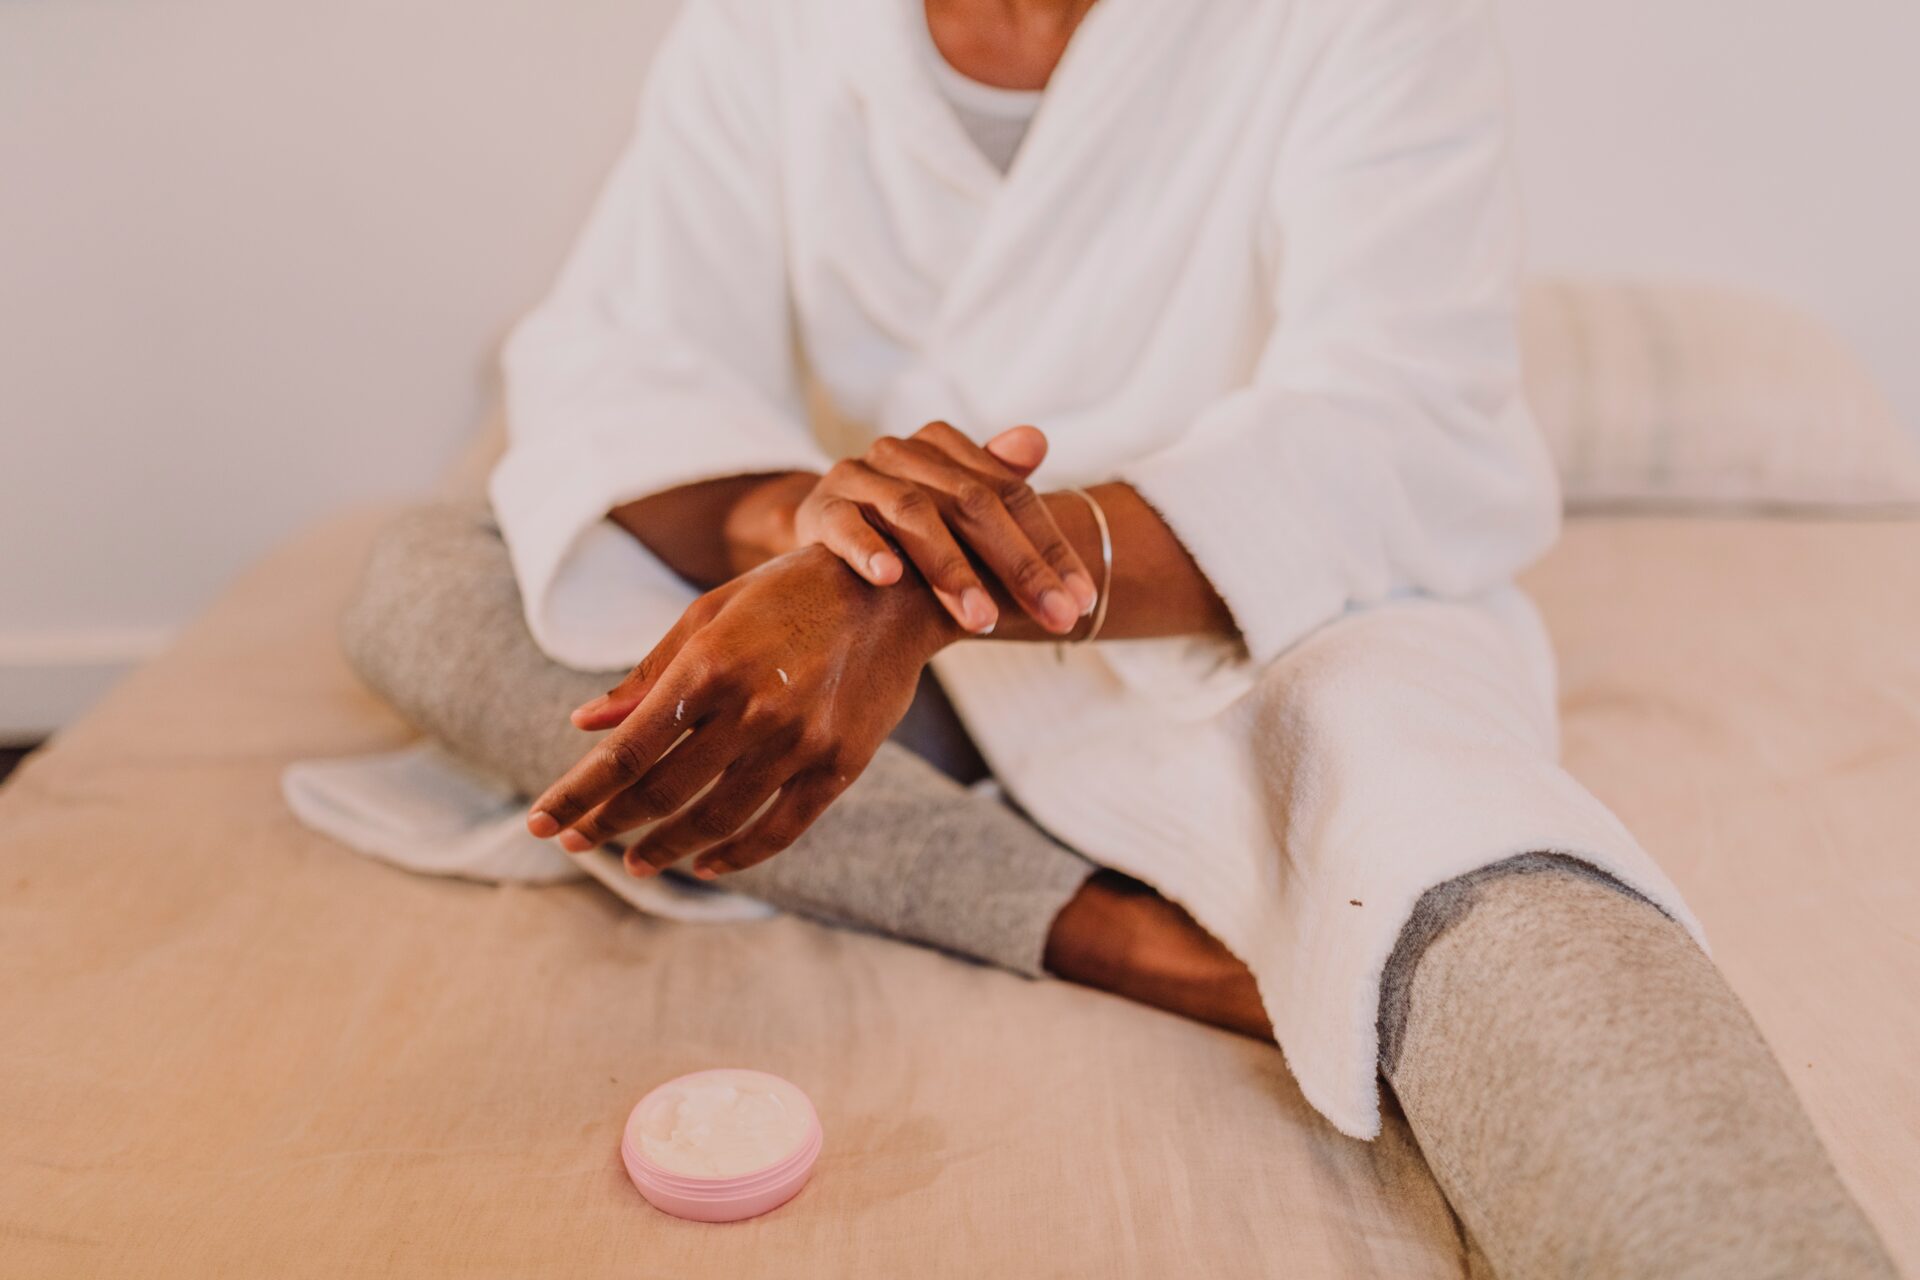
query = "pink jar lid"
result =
(620, 1069, 822, 1223)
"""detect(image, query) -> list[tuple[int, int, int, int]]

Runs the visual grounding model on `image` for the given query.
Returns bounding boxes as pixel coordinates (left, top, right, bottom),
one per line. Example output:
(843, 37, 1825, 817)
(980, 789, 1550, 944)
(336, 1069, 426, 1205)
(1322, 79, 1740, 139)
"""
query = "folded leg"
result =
(339, 503, 1094, 976)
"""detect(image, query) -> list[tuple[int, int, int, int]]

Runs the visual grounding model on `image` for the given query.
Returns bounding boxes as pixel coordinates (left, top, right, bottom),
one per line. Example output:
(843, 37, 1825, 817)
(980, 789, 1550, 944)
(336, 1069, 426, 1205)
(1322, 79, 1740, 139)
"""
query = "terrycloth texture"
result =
(494, 0, 1562, 675)
(490, 0, 1698, 1136)
(1, 509, 1916, 1277)
(1389, 863, 1898, 1278)
(1228, 591, 1698, 1135)
(336, 503, 1094, 978)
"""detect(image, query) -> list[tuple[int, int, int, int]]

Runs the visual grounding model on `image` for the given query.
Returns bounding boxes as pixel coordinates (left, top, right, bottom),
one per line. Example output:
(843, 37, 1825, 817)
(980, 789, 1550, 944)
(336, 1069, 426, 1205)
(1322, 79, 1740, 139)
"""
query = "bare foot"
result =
(1043, 870, 1273, 1041)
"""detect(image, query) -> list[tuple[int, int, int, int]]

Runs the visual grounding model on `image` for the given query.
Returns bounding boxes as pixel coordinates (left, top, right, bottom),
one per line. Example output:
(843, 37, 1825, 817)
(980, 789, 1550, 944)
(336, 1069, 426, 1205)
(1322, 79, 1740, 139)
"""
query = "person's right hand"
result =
(790, 422, 1096, 636)
(528, 544, 954, 880)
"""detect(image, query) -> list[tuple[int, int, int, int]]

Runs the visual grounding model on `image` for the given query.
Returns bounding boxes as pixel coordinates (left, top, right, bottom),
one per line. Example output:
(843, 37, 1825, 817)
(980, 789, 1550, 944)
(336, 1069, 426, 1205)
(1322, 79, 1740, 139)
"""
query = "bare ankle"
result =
(1045, 871, 1272, 1041)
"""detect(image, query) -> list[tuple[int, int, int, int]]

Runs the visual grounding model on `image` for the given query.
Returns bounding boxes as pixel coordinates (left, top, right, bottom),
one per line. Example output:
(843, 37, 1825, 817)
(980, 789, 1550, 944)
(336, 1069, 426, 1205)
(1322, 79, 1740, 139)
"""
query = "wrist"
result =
(782, 543, 963, 661)
(874, 556, 968, 660)
(722, 471, 816, 576)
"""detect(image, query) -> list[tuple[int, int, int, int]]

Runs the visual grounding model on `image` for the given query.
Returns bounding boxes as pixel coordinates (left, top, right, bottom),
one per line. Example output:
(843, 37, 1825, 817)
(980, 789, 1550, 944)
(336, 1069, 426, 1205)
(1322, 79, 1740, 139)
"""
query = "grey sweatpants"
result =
(341, 504, 1894, 1280)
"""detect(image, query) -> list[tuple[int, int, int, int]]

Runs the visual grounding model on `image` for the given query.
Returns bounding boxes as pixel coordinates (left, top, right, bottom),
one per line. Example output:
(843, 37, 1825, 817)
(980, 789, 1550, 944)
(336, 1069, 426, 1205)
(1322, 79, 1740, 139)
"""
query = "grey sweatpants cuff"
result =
(731, 745, 1097, 978)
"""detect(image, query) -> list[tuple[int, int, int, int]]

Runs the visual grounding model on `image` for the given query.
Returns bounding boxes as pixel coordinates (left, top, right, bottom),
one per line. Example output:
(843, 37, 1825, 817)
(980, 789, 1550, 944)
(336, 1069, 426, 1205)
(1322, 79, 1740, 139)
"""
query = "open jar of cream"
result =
(620, 1069, 822, 1222)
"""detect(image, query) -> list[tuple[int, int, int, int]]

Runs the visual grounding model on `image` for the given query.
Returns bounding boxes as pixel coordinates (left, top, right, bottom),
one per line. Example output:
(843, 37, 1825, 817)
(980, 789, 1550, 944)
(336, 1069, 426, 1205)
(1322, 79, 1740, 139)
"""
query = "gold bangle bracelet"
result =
(1057, 486, 1112, 660)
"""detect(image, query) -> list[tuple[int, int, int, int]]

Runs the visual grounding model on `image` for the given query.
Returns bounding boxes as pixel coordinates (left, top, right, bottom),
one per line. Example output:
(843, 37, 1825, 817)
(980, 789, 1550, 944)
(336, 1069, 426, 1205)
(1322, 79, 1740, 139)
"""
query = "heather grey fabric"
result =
(338, 503, 1095, 978)
(1384, 859, 1896, 1279)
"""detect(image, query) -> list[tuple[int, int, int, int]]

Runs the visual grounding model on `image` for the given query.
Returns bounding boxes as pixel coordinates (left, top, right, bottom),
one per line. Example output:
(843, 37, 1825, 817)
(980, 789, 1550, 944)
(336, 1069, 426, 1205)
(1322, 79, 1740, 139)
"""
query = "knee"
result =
(338, 501, 503, 693)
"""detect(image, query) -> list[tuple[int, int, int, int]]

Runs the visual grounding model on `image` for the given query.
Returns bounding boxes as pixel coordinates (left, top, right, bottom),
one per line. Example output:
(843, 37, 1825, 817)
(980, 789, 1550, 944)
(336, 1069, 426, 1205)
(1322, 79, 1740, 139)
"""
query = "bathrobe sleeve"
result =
(1118, 0, 1561, 668)
(490, 0, 828, 671)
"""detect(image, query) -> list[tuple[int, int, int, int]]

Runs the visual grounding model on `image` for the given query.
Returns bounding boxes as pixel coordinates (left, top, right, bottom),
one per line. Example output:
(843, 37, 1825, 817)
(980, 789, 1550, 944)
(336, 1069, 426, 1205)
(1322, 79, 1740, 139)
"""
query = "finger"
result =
(983, 424, 1048, 475)
(560, 722, 740, 850)
(623, 750, 794, 876)
(995, 475, 1098, 617)
(841, 455, 996, 632)
(912, 421, 1026, 480)
(872, 437, 1080, 633)
(691, 768, 853, 879)
(530, 667, 716, 838)
(878, 487, 998, 633)
(911, 425, 1093, 615)
(813, 495, 903, 585)
(570, 600, 712, 730)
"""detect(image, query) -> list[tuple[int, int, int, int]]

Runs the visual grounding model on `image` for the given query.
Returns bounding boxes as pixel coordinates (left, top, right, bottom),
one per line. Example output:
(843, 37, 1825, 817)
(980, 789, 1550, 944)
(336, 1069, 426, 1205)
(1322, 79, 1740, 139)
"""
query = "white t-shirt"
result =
(911, 5, 1042, 174)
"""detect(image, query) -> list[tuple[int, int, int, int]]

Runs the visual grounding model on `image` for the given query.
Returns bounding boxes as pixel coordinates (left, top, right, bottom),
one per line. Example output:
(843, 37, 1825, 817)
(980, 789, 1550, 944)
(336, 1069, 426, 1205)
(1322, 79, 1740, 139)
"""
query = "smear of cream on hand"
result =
(776, 668, 790, 686)
(675, 699, 685, 723)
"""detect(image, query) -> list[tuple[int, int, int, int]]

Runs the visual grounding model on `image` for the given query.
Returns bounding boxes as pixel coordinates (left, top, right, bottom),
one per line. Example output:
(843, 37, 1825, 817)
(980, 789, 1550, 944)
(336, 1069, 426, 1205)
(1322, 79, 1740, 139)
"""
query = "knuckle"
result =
(796, 728, 839, 761)
(601, 737, 651, 782)
(1010, 556, 1056, 595)
(737, 698, 789, 737)
(629, 779, 683, 818)
(953, 481, 1000, 522)
(821, 495, 863, 524)
(997, 477, 1038, 508)
(676, 651, 722, 695)
(869, 435, 907, 464)
(703, 665, 746, 703)
(887, 486, 931, 520)
(930, 556, 976, 589)
(753, 827, 801, 858)
(687, 806, 739, 843)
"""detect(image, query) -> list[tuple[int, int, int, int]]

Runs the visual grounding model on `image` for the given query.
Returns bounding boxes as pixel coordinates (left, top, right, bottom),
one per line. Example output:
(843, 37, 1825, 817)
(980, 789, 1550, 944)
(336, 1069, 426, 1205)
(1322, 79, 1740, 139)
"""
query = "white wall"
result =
(3, 0, 1916, 737)
(1498, 0, 1920, 433)
(0, 0, 680, 737)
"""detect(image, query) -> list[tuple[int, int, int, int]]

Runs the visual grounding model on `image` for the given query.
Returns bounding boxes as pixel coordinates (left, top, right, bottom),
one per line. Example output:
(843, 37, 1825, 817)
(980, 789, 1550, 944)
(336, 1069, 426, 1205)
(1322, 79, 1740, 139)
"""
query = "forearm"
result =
(609, 470, 1233, 642)
(1057, 483, 1235, 641)
(607, 471, 817, 589)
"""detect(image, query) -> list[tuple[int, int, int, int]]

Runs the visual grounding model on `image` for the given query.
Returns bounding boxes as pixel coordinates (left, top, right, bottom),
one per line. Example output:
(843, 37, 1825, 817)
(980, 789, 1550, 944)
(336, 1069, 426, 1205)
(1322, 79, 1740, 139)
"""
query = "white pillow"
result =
(1520, 278, 1920, 511)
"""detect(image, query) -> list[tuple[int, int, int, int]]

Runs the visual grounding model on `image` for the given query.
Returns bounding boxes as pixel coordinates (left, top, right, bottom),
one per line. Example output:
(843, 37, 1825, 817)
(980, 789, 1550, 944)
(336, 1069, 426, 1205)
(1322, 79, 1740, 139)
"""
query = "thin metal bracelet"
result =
(1058, 486, 1113, 659)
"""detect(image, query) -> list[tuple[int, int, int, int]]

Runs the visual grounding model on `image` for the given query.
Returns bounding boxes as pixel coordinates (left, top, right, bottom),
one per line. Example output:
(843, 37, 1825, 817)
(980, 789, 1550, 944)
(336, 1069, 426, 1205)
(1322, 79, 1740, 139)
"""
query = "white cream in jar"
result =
(629, 1069, 816, 1179)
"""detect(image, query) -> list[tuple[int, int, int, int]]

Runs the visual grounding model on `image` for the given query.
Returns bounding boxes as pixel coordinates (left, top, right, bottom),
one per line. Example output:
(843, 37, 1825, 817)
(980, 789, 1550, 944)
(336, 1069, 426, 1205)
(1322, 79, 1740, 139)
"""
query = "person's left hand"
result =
(790, 422, 1095, 635)
(525, 544, 953, 879)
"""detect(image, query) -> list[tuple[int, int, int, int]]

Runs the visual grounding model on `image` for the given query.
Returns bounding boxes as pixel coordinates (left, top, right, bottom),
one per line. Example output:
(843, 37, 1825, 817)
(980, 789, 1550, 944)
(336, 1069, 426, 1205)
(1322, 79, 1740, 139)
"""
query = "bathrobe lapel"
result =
(834, 0, 1264, 470)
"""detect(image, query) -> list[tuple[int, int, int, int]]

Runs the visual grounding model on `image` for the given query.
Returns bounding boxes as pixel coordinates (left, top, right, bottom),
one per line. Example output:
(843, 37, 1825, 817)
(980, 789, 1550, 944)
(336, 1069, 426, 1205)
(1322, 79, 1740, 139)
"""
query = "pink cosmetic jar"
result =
(620, 1068, 823, 1223)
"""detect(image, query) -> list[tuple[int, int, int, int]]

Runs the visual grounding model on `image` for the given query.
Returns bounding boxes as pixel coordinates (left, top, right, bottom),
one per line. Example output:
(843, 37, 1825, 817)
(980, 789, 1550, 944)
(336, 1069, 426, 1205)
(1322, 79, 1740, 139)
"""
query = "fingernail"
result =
(692, 862, 722, 880)
(1041, 589, 1077, 632)
(528, 810, 559, 838)
(574, 694, 608, 717)
(625, 853, 657, 878)
(1065, 572, 1097, 613)
(558, 830, 592, 853)
(869, 551, 900, 580)
(961, 588, 997, 633)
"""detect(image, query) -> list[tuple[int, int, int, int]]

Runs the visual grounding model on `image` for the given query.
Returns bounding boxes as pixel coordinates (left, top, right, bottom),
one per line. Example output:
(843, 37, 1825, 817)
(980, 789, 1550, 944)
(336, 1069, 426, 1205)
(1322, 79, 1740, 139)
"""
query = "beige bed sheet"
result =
(1, 509, 1914, 1278)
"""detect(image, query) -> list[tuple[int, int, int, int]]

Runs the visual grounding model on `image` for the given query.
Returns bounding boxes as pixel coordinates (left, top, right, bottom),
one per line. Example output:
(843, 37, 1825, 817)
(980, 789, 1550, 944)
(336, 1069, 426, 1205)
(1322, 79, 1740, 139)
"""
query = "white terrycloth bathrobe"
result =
(491, 0, 1701, 1139)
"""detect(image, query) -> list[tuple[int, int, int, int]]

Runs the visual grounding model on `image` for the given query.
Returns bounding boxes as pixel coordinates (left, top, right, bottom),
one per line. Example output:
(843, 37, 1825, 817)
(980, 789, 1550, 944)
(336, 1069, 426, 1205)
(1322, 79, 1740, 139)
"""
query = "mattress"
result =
(1, 508, 1914, 1277)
